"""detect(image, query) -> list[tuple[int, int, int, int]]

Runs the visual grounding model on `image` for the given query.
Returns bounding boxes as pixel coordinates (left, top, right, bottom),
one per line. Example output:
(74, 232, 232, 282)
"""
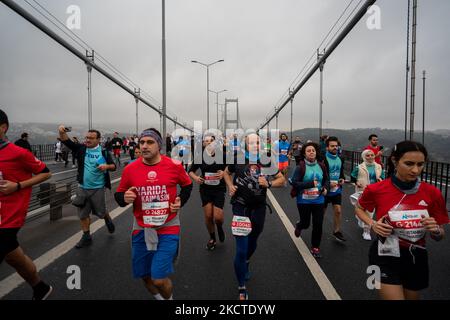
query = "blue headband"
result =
(139, 130, 163, 149)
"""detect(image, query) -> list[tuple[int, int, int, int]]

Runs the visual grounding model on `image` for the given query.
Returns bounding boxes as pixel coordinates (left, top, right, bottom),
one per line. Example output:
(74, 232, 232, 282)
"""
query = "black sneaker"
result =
(333, 231, 346, 242)
(105, 218, 115, 234)
(217, 225, 225, 242)
(75, 235, 92, 249)
(294, 221, 302, 238)
(32, 282, 53, 300)
(206, 239, 216, 250)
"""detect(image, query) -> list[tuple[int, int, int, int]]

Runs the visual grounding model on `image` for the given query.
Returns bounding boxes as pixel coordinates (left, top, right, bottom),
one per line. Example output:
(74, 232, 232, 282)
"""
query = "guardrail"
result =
(25, 158, 128, 222)
(341, 150, 450, 204)
(31, 144, 57, 162)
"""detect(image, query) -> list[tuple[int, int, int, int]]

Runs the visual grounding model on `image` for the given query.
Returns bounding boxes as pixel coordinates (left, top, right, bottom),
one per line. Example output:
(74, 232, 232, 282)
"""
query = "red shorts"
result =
(113, 149, 121, 156)
(278, 161, 289, 171)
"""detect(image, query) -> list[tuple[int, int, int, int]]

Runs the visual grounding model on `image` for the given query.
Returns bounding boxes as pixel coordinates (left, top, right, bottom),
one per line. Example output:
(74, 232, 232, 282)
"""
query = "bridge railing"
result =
(341, 150, 450, 204)
(31, 144, 57, 162)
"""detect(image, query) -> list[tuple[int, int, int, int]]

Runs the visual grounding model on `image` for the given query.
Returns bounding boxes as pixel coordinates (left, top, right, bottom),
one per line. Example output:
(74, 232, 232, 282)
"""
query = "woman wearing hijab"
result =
(350, 149, 385, 240)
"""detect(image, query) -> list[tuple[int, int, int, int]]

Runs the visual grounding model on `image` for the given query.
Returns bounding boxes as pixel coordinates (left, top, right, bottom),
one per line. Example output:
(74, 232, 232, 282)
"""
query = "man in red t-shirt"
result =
(0, 109, 53, 300)
(364, 134, 384, 165)
(115, 128, 192, 300)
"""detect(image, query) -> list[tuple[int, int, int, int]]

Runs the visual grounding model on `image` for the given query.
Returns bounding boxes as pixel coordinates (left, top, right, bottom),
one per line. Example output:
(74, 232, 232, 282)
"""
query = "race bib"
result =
(231, 215, 252, 236)
(330, 180, 340, 193)
(388, 209, 429, 243)
(204, 172, 220, 186)
(281, 149, 288, 155)
(302, 187, 320, 200)
(233, 146, 240, 151)
(142, 201, 170, 226)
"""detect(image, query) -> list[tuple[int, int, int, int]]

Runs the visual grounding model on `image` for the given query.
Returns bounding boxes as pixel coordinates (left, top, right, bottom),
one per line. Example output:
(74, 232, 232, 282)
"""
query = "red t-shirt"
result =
(116, 155, 192, 235)
(358, 178, 449, 247)
(0, 143, 47, 228)
(365, 144, 382, 164)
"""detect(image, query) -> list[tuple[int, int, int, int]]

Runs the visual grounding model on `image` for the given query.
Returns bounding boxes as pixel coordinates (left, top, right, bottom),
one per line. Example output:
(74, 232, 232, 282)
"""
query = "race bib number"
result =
(142, 201, 170, 226)
(302, 187, 320, 200)
(388, 209, 429, 243)
(330, 180, 340, 193)
(281, 149, 288, 155)
(231, 215, 252, 236)
(204, 172, 220, 186)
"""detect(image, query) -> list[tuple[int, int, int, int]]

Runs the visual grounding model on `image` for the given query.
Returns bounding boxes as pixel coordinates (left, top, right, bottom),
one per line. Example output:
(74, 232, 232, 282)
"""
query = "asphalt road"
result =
(1, 163, 449, 300)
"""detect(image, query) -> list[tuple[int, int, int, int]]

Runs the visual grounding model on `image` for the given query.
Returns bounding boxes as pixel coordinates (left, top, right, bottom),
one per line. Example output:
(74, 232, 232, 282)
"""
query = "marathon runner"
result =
(323, 136, 346, 242)
(273, 133, 291, 179)
(110, 132, 123, 167)
(224, 132, 285, 300)
(188, 135, 227, 250)
(356, 141, 448, 300)
(0, 109, 53, 300)
(289, 142, 329, 258)
(351, 149, 385, 240)
(115, 128, 193, 300)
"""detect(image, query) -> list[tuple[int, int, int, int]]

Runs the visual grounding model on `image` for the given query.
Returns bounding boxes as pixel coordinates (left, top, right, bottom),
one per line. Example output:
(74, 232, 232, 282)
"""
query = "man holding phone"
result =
(58, 125, 116, 249)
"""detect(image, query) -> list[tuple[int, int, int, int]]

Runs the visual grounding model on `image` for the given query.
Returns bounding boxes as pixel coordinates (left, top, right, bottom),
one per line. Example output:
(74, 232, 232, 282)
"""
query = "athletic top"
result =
(358, 178, 449, 247)
(116, 156, 192, 234)
(0, 143, 47, 228)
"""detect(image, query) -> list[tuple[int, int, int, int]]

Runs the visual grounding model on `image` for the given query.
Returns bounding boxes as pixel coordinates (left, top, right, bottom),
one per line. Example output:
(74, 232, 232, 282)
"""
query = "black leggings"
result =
(297, 203, 325, 248)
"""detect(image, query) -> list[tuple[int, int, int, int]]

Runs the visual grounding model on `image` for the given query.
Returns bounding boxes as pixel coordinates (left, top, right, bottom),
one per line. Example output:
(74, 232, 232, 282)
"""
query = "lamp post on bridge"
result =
(191, 59, 225, 130)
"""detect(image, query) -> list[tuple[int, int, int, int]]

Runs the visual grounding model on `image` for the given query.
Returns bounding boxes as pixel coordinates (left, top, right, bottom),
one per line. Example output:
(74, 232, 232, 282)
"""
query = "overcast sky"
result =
(1, 0, 449, 133)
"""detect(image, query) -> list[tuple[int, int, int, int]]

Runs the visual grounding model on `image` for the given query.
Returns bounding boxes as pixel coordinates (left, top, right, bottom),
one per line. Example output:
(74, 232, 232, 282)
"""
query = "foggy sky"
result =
(1, 0, 449, 132)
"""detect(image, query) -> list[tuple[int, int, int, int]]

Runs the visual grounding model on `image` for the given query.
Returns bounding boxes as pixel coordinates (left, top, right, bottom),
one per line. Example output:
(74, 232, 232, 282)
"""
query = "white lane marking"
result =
(267, 190, 342, 300)
(52, 169, 77, 176)
(0, 203, 132, 299)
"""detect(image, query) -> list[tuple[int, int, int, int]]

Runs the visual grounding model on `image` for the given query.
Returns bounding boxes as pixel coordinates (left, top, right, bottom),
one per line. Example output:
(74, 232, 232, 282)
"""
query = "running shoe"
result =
(294, 221, 302, 238)
(32, 282, 53, 300)
(75, 234, 92, 249)
(333, 231, 346, 242)
(238, 288, 248, 300)
(310, 247, 322, 258)
(206, 239, 216, 250)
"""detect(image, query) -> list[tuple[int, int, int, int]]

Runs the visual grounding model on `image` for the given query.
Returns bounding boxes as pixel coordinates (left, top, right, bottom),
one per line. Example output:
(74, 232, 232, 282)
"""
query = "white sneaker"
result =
(362, 230, 372, 241)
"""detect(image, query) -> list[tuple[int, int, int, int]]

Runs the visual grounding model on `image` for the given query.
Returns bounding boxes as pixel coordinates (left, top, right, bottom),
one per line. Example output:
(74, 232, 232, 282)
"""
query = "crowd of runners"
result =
(0, 108, 448, 301)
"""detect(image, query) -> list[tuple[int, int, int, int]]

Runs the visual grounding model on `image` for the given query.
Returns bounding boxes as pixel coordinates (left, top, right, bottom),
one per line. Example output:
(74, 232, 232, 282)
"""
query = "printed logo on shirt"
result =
(147, 171, 158, 183)
(418, 200, 428, 206)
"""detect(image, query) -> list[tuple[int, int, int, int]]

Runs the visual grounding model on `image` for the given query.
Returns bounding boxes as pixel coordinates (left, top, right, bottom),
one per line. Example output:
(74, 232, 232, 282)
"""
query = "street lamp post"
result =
(191, 59, 224, 129)
(209, 89, 227, 129)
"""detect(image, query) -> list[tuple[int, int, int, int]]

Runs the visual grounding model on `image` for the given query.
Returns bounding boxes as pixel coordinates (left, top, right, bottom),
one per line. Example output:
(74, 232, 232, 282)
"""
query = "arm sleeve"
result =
(289, 166, 315, 190)
(357, 185, 376, 212)
(22, 149, 47, 175)
(114, 168, 130, 207)
(61, 138, 81, 153)
(105, 151, 116, 171)
(429, 188, 449, 225)
(340, 157, 345, 180)
(178, 183, 193, 208)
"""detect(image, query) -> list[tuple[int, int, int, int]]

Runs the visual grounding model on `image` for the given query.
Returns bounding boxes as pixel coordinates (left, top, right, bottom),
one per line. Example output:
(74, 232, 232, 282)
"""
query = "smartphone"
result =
(64, 126, 72, 132)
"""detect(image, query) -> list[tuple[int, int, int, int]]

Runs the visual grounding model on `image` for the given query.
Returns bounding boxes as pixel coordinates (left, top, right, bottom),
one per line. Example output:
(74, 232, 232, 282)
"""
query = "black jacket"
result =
(62, 139, 116, 189)
(14, 138, 32, 152)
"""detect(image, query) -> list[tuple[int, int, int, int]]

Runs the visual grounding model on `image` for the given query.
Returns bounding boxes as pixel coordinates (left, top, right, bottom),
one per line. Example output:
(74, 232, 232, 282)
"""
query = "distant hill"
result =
(289, 128, 449, 162)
